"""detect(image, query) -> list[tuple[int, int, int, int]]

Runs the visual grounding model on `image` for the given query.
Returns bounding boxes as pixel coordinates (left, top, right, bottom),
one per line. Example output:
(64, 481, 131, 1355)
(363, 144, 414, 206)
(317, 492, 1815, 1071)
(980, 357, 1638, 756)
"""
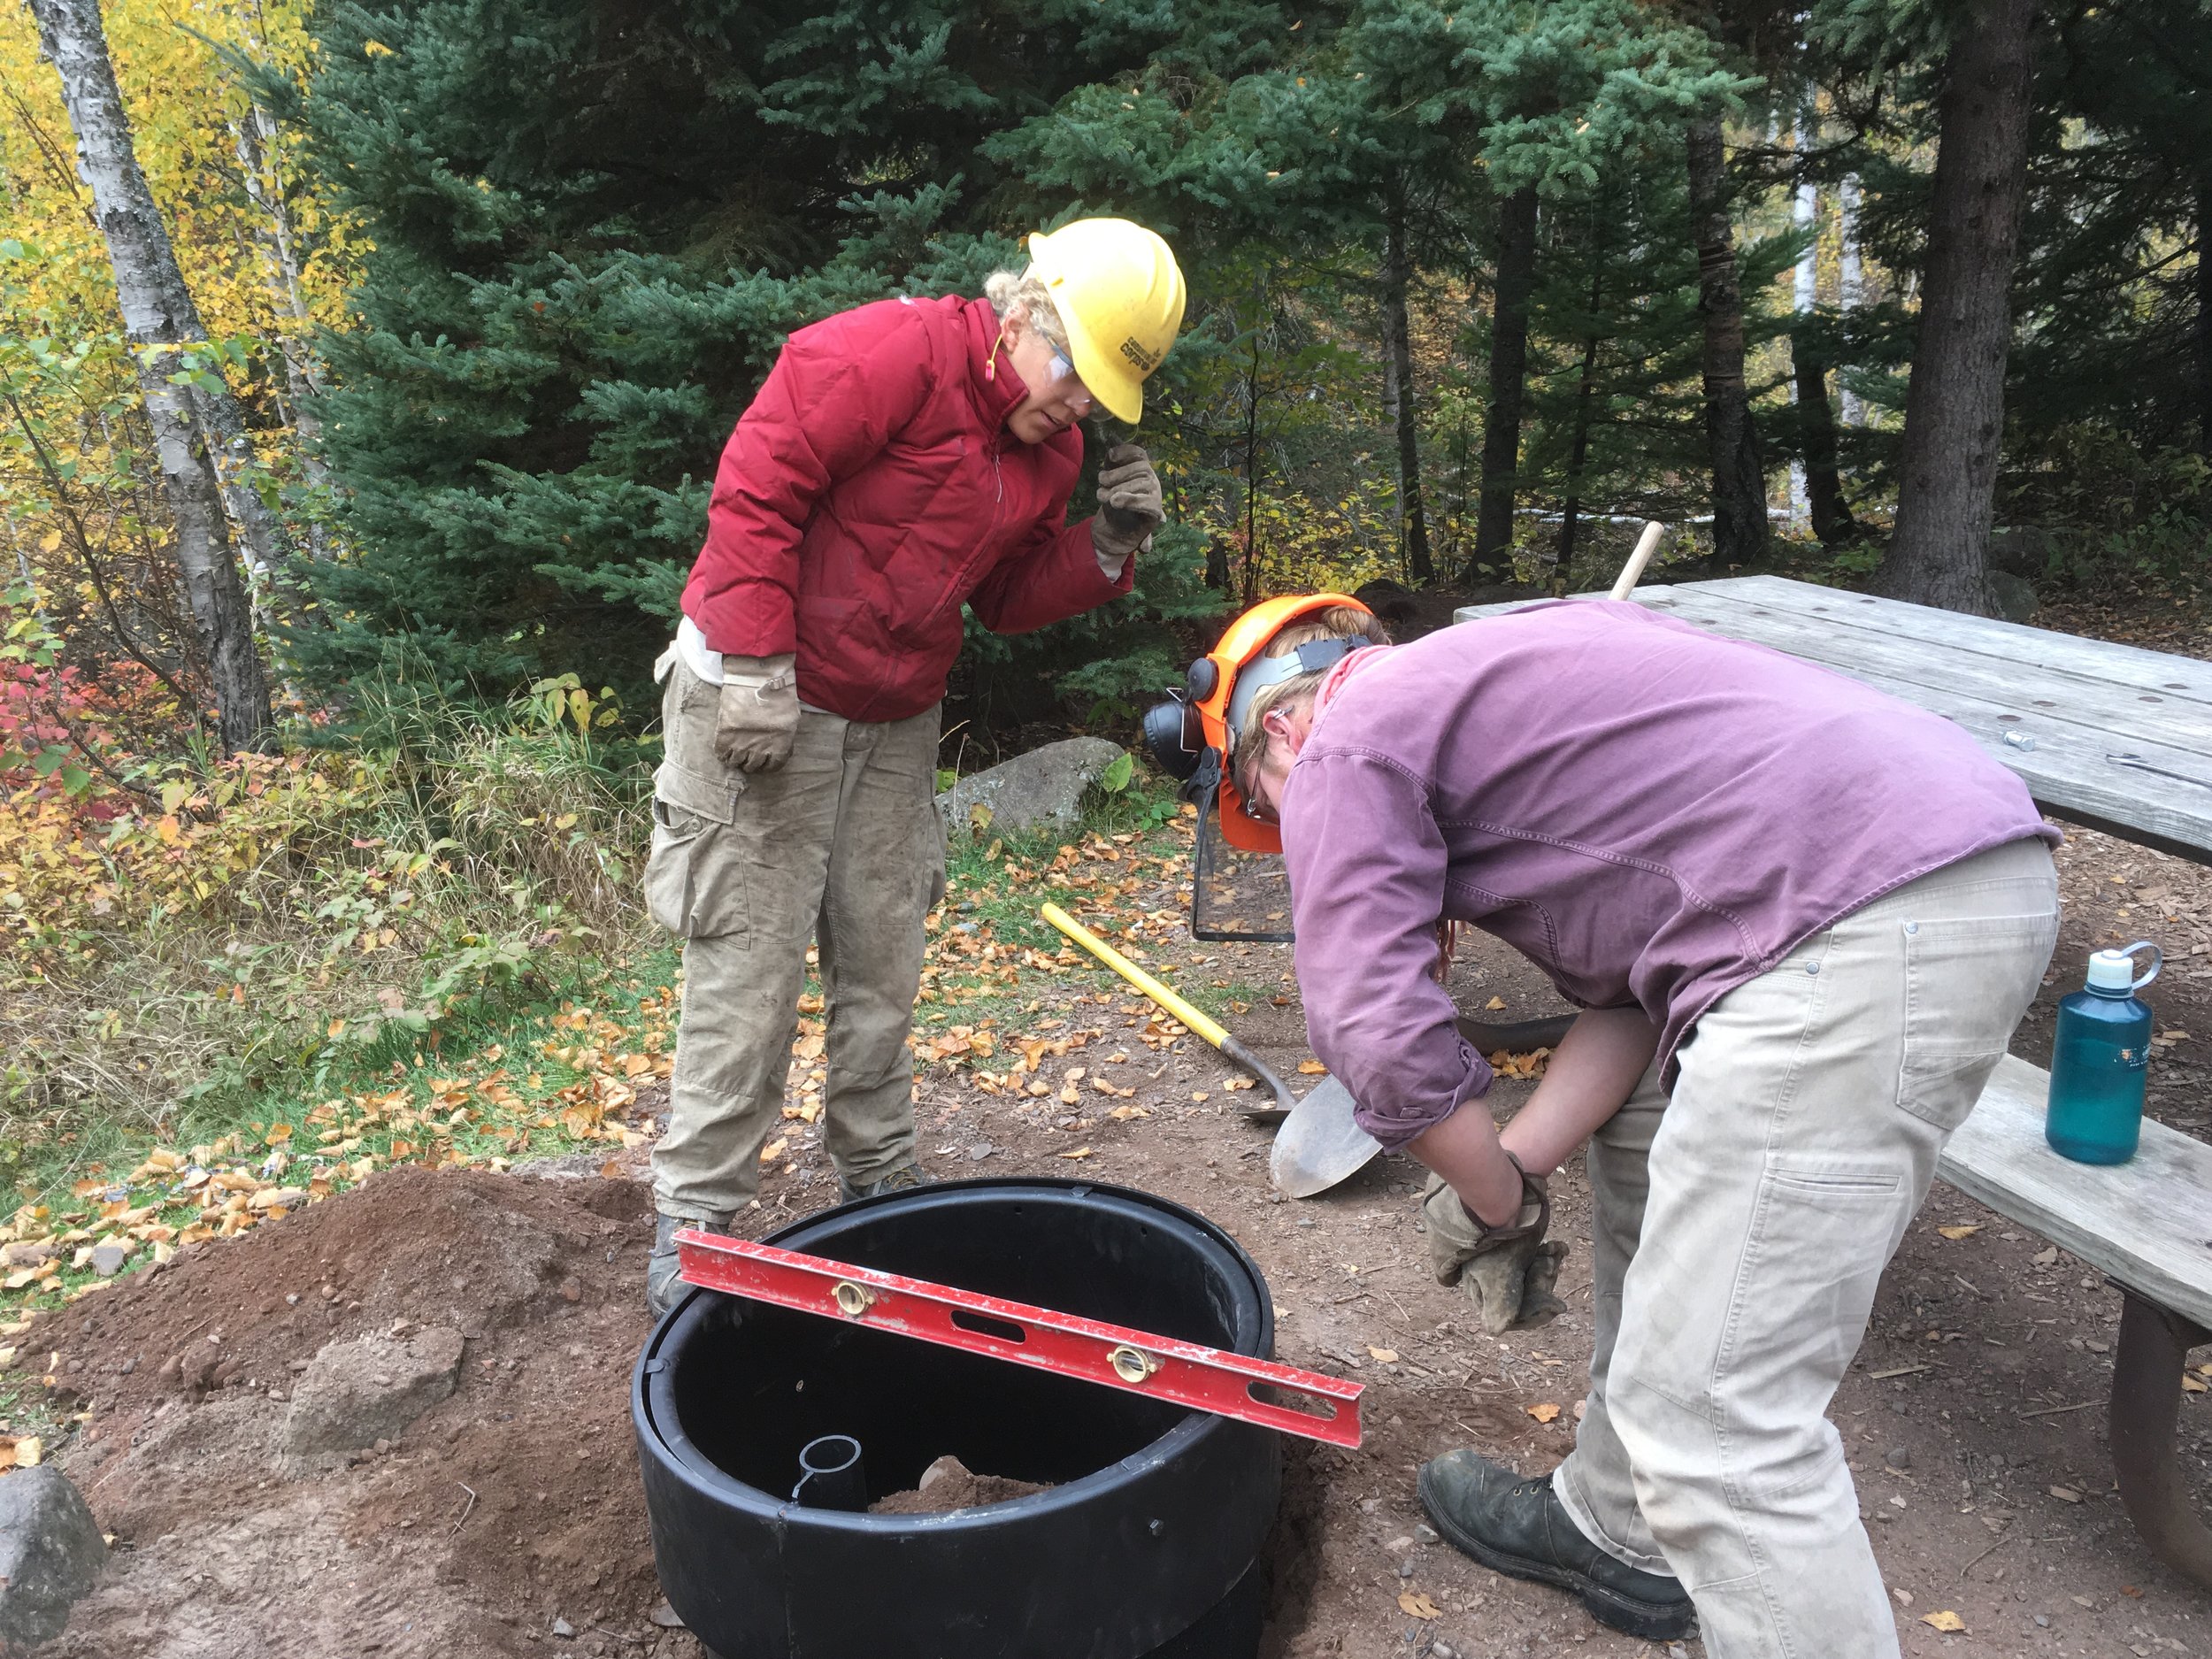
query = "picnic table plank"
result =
(1453, 578, 2212, 863)
(1644, 575, 2212, 708)
(1632, 590, 2212, 749)
(1939, 1056, 2212, 1332)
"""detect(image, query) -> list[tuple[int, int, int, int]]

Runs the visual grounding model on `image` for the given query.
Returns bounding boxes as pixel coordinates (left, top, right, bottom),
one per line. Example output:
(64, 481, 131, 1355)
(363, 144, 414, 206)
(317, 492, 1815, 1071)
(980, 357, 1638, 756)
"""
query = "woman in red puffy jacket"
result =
(642, 219, 1187, 1315)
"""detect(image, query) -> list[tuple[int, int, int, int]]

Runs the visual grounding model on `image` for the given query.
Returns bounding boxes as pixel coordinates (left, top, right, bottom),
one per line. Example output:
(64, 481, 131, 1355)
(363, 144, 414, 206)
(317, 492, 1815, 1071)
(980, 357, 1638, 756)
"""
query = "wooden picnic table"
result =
(1455, 574, 2212, 1590)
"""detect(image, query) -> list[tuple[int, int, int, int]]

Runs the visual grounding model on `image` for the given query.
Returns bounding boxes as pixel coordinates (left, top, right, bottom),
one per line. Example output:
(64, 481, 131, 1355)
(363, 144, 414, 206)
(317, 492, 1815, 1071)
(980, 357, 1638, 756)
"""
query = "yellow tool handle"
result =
(1041, 902, 1229, 1050)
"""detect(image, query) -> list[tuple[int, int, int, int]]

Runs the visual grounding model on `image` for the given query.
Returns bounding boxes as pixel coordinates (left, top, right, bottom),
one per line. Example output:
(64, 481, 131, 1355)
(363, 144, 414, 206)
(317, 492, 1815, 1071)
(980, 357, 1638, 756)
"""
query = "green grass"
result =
(1, 779, 1201, 1333)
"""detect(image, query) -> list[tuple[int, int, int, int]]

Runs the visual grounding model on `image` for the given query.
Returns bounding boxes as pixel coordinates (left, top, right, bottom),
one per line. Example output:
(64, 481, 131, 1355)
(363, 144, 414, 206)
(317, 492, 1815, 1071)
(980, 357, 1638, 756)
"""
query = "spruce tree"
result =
(286, 0, 1265, 703)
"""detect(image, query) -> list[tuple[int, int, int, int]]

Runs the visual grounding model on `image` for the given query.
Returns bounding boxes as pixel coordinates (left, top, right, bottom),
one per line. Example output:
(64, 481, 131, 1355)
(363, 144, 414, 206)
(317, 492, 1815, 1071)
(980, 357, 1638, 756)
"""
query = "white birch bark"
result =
(1839, 173, 1866, 427)
(27, 0, 272, 752)
(233, 103, 331, 561)
(1788, 117, 1819, 531)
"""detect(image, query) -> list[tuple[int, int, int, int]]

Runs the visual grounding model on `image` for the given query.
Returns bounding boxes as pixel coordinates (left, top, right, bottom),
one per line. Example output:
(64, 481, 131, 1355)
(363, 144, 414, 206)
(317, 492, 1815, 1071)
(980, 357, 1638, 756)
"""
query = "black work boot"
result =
(646, 1210, 733, 1320)
(837, 1163, 932, 1204)
(1418, 1450, 1694, 1640)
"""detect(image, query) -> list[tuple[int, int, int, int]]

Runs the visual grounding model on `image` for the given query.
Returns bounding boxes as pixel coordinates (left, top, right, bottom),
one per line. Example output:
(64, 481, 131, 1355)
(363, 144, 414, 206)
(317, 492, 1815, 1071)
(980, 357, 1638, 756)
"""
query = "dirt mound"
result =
(33, 1165, 645, 1424)
(867, 1454, 1049, 1515)
(30, 1167, 694, 1659)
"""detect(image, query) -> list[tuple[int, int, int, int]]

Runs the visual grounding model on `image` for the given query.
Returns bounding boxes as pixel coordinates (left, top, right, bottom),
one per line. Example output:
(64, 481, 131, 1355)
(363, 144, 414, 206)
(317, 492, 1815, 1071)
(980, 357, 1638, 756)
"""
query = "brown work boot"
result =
(646, 1210, 733, 1319)
(836, 1163, 932, 1204)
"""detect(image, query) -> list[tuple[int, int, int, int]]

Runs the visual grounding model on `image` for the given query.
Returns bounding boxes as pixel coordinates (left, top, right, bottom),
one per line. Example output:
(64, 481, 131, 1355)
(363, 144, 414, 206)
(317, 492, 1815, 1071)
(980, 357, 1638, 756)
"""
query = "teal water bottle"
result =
(2044, 941, 2161, 1165)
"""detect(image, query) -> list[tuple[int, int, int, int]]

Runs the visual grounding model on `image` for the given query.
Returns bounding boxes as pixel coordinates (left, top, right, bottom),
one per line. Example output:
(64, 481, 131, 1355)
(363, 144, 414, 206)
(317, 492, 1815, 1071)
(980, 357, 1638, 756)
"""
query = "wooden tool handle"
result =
(1041, 902, 1229, 1049)
(1609, 520, 1666, 601)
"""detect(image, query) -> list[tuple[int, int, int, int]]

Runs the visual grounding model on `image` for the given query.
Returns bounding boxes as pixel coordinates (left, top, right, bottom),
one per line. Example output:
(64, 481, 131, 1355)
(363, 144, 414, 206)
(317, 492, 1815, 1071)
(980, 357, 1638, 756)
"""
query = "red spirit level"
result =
(678, 1231, 1363, 1448)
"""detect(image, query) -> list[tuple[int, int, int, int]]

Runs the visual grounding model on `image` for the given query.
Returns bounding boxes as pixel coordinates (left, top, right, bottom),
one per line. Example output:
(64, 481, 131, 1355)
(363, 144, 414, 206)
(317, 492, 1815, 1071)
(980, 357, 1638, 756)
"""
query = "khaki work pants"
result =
(643, 660, 945, 1220)
(1548, 838, 2059, 1659)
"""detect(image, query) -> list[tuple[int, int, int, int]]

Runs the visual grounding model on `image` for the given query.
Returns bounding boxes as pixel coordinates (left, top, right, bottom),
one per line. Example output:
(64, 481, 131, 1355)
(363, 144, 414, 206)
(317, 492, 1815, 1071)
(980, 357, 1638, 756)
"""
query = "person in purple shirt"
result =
(1224, 597, 2060, 1657)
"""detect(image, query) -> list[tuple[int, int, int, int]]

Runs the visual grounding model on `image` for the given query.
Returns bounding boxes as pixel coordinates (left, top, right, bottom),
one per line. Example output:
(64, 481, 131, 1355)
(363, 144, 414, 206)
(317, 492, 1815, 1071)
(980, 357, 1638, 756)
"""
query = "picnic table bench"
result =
(1455, 575, 2212, 1591)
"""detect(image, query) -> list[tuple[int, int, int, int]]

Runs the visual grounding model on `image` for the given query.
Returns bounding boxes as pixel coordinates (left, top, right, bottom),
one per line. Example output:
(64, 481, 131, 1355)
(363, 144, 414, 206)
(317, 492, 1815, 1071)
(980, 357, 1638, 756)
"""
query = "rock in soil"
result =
(933, 736, 1124, 838)
(280, 1325, 465, 1469)
(868, 1454, 1050, 1515)
(0, 1464, 107, 1650)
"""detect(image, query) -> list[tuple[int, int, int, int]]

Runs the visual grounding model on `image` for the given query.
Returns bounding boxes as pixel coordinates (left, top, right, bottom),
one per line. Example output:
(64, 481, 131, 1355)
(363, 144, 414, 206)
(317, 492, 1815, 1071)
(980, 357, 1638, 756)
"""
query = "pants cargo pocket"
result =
(642, 760, 750, 940)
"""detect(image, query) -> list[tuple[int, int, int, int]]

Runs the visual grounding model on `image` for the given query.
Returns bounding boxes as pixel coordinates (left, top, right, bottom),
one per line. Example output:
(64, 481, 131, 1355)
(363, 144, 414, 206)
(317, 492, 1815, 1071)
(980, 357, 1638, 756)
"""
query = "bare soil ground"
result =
(17, 816, 2212, 1659)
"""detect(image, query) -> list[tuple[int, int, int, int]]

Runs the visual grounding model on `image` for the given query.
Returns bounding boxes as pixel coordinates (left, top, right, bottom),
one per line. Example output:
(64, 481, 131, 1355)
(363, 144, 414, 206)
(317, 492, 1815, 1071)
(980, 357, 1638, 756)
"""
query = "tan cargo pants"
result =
(1547, 838, 2059, 1659)
(643, 660, 945, 1220)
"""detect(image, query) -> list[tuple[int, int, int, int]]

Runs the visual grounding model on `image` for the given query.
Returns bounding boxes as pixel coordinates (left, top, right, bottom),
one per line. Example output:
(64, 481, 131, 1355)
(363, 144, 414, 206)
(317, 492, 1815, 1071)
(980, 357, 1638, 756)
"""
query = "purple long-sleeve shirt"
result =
(1279, 601, 2057, 1150)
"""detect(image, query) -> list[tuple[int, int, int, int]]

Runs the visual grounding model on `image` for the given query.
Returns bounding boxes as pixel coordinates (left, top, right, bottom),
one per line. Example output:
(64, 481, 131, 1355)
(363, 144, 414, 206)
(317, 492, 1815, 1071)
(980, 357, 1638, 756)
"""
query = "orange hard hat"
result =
(1189, 592, 1371, 853)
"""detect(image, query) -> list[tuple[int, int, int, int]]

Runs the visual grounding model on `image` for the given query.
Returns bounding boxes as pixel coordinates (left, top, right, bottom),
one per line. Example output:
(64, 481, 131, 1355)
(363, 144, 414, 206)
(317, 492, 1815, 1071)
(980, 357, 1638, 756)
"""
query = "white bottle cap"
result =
(2086, 949, 2137, 992)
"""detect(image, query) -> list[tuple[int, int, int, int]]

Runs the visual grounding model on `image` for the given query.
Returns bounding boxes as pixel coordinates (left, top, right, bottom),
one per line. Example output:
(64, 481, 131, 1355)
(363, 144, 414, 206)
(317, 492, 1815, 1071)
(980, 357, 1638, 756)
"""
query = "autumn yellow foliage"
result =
(0, 0, 357, 370)
(1, 0, 361, 693)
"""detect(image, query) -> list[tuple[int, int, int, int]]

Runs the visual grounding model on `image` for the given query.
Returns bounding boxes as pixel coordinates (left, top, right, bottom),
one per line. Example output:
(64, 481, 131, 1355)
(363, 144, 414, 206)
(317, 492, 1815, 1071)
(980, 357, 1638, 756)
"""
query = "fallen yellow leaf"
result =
(1526, 1402, 1563, 1424)
(759, 1137, 788, 1163)
(1935, 1225, 1982, 1240)
(1485, 995, 1506, 1010)
(2183, 1373, 2208, 1394)
(0, 1435, 42, 1468)
(1919, 1610, 1965, 1632)
(1057, 1147, 1094, 1160)
(1367, 1346, 1399, 1363)
(1296, 1060, 1328, 1075)
(1397, 1592, 1441, 1620)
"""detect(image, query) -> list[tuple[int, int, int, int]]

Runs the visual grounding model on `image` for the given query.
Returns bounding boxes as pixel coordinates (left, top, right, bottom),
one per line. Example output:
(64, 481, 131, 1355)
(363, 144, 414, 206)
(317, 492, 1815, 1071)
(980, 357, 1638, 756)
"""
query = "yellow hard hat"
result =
(1025, 218, 1186, 424)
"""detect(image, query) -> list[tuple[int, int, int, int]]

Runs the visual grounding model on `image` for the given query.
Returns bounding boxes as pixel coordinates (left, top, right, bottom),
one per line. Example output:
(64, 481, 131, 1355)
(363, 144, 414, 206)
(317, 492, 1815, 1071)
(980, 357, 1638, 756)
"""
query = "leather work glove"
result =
(1093, 443, 1164, 570)
(1420, 1161, 1568, 1336)
(713, 654, 799, 772)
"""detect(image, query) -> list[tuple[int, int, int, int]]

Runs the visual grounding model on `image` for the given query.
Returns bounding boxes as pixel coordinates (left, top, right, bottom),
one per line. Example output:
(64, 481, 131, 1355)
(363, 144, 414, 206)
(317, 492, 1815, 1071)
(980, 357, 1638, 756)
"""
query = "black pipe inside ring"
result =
(793, 1434, 867, 1509)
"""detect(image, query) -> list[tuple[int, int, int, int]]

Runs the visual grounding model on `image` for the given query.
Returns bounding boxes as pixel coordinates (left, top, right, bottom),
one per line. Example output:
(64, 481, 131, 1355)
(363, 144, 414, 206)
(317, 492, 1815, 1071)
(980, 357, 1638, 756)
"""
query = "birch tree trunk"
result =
(1472, 186, 1539, 569)
(1788, 120, 1818, 532)
(1380, 174, 1434, 584)
(1881, 0, 2034, 614)
(1686, 115, 1770, 567)
(1838, 173, 1866, 427)
(234, 102, 332, 561)
(28, 0, 272, 751)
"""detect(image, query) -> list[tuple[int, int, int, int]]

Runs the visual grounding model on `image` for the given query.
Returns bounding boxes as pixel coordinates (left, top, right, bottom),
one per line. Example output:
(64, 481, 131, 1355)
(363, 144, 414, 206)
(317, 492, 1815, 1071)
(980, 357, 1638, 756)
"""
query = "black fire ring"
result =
(634, 1178, 1282, 1658)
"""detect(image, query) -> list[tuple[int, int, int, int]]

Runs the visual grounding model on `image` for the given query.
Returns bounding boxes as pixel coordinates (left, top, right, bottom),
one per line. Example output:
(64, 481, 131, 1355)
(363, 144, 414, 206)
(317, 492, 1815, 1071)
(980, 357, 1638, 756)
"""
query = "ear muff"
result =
(1141, 696, 1204, 784)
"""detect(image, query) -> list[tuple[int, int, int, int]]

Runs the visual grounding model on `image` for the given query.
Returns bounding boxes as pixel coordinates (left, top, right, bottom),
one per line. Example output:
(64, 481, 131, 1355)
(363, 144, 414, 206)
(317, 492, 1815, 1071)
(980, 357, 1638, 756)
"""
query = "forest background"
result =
(2, 0, 2208, 1221)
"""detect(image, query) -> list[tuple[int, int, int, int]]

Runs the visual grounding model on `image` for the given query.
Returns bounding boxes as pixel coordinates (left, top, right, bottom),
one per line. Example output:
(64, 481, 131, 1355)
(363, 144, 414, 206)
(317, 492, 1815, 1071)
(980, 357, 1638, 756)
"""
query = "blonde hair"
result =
(983, 267, 1071, 353)
(1231, 605, 1386, 797)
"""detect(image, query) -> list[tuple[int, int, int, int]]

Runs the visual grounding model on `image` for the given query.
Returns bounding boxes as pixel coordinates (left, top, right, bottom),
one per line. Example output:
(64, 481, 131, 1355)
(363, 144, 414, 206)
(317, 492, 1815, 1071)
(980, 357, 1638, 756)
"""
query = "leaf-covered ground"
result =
(4, 806, 2209, 1656)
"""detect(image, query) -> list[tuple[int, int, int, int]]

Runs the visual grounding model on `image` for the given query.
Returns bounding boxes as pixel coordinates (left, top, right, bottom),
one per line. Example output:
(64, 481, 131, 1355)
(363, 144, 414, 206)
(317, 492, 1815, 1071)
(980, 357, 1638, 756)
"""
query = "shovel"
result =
(1041, 903, 1348, 1128)
(1267, 1015, 1582, 1198)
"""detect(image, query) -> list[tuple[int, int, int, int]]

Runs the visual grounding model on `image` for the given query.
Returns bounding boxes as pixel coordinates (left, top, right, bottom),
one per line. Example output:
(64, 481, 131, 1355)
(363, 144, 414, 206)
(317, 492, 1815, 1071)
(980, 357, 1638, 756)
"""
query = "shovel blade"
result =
(1270, 1076, 1383, 1197)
